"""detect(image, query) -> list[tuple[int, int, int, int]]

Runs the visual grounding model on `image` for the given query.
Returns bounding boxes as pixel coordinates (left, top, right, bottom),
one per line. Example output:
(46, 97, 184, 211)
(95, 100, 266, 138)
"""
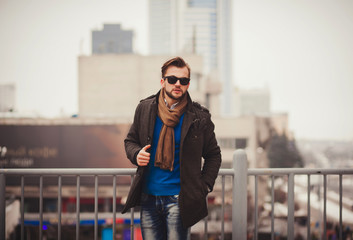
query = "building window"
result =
(218, 138, 235, 149)
(189, 73, 201, 91)
(218, 137, 248, 149)
(235, 138, 247, 149)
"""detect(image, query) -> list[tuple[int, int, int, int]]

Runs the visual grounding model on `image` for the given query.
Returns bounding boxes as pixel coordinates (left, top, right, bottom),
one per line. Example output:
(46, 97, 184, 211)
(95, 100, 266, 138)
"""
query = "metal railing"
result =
(1, 150, 353, 240)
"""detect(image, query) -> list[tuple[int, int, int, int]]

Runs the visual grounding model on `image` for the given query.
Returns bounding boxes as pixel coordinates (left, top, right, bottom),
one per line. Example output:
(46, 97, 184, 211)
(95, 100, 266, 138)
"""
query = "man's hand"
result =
(137, 145, 151, 166)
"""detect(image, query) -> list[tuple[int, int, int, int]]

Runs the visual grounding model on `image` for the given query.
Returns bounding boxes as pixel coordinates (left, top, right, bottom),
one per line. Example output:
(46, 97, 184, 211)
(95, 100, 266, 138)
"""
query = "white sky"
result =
(0, 0, 352, 141)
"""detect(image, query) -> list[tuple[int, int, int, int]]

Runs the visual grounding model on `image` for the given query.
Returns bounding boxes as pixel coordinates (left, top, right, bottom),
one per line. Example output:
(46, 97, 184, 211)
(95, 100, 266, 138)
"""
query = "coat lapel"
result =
(180, 99, 196, 150)
(147, 96, 158, 145)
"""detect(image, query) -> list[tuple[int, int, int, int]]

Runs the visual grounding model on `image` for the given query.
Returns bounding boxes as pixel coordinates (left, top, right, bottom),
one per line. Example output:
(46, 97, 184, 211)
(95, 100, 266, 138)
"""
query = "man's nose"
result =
(175, 80, 181, 86)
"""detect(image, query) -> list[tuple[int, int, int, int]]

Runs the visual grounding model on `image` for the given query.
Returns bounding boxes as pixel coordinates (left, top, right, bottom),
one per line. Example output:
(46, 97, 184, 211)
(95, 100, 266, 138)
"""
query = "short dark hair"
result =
(161, 57, 191, 78)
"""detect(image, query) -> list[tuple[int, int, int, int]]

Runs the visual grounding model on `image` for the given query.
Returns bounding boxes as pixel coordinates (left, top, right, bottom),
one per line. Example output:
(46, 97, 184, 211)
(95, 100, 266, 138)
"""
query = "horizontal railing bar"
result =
(218, 169, 234, 175)
(2, 168, 352, 176)
(0, 168, 234, 176)
(0, 168, 137, 175)
(248, 168, 353, 175)
(22, 212, 140, 219)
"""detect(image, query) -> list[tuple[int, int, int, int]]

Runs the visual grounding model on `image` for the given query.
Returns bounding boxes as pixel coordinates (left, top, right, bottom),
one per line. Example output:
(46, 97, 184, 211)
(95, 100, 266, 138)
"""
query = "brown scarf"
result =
(155, 88, 188, 171)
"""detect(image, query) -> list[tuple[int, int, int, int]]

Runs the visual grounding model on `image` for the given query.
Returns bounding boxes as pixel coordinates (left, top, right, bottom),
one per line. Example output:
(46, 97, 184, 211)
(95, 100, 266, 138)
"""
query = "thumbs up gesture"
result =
(137, 145, 151, 166)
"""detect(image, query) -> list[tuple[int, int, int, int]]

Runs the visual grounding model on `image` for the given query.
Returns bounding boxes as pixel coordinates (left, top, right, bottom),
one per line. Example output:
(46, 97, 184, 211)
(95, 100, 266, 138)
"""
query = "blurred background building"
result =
(0, 83, 16, 113)
(149, 0, 233, 115)
(78, 54, 205, 119)
(92, 24, 133, 54)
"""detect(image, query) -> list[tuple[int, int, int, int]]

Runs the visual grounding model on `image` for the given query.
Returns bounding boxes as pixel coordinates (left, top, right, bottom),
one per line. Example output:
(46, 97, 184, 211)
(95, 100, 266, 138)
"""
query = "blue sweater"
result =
(143, 114, 184, 196)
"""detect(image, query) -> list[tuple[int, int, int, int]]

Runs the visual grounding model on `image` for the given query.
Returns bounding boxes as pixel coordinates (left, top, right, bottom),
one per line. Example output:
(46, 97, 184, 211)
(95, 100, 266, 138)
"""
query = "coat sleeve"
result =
(124, 103, 143, 166)
(201, 116, 222, 192)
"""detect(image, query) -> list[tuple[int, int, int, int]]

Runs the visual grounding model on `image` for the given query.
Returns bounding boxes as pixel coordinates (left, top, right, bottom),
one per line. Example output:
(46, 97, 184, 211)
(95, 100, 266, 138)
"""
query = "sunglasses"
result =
(164, 76, 190, 86)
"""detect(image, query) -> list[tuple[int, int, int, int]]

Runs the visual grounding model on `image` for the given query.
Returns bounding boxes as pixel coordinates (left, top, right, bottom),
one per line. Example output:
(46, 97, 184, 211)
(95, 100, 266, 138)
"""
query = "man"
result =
(122, 57, 221, 240)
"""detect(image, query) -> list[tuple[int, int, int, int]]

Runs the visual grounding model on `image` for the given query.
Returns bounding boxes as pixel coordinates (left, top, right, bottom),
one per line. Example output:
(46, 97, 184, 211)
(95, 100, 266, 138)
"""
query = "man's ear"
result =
(160, 78, 165, 87)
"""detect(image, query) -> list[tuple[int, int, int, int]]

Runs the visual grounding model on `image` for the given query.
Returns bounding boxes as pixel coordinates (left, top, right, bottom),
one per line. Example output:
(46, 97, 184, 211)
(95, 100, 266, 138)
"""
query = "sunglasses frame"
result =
(164, 76, 190, 86)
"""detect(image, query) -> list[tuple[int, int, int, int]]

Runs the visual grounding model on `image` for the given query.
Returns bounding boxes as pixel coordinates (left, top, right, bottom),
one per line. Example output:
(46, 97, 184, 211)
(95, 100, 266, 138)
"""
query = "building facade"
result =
(92, 24, 133, 54)
(78, 54, 205, 119)
(0, 83, 16, 112)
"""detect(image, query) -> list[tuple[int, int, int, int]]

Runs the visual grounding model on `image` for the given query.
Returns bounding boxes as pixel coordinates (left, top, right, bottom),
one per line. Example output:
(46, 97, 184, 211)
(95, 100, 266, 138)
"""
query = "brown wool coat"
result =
(121, 91, 221, 228)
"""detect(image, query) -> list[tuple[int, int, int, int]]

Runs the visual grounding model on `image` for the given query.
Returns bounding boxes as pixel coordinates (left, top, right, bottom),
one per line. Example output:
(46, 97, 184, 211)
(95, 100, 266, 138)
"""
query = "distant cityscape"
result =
(1, 0, 353, 239)
(1, 0, 352, 170)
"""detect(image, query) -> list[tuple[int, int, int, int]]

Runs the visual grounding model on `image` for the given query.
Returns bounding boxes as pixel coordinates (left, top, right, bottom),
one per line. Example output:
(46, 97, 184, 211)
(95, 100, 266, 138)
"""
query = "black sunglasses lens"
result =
(167, 76, 178, 84)
(179, 78, 190, 85)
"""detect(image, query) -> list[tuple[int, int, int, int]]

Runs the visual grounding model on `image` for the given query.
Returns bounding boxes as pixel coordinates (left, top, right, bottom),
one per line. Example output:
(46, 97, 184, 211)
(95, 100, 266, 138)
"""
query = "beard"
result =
(165, 87, 187, 101)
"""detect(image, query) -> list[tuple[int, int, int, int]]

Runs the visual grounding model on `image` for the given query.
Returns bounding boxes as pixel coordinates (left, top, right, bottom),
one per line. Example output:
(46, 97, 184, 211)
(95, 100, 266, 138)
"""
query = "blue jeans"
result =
(140, 193, 190, 240)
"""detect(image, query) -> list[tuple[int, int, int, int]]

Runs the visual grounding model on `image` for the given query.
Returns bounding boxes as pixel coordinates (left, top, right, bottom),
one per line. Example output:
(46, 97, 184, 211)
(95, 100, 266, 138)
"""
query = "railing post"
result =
(287, 173, 295, 240)
(233, 149, 247, 240)
(0, 174, 5, 240)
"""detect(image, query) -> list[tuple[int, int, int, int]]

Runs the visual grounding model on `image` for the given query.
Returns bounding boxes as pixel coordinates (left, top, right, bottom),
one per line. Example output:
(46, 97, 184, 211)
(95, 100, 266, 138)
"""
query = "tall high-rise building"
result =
(149, 0, 233, 115)
(92, 24, 133, 54)
(217, 0, 233, 115)
(149, 0, 175, 55)
(0, 84, 16, 112)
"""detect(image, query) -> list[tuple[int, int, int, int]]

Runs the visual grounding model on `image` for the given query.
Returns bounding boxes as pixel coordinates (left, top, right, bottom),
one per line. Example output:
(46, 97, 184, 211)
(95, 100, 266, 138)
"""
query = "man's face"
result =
(161, 66, 190, 104)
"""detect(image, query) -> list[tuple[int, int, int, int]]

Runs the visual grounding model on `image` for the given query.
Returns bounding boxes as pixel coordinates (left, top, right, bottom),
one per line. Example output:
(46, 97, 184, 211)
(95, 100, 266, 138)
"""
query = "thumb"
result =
(143, 145, 151, 151)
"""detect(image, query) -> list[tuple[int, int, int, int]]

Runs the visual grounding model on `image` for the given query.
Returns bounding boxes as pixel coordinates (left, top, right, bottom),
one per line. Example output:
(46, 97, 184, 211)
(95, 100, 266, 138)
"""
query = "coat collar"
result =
(152, 90, 194, 110)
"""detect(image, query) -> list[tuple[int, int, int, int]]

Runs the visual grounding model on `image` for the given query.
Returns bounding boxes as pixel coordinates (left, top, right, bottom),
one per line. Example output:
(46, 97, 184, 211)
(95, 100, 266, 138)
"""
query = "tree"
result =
(267, 133, 304, 168)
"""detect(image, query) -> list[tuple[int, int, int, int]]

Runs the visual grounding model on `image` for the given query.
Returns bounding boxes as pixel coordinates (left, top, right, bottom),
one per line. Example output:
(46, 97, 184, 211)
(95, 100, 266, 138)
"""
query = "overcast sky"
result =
(1, 0, 352, 141)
